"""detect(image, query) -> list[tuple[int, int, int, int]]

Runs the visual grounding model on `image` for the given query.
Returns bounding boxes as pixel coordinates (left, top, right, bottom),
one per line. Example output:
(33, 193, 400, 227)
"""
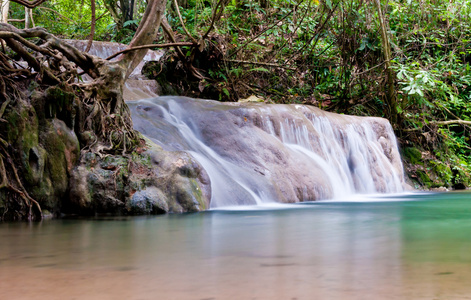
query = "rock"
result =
(66, 138, 211, 215)
(0, 93, 80, 219)
(129, 187, 168, 214)
(39, 119, 80, 208)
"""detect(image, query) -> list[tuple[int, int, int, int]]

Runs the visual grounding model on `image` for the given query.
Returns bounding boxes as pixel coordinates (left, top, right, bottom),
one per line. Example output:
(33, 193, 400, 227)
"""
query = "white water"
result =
(129, 97, 406, 208)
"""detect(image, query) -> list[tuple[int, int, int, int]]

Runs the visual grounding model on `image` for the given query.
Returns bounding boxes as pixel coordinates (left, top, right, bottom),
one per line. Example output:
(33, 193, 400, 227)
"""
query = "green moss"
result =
(131, 152, 152, 168)
(44, 86, 77, 128)
(417, 170, 432, 188)
(189, 178, 205, 210)
(101, 156, 129, 170)
(430, 161, 453, 186)
(403, 147, 423, 165)
(6, 109, 20, 142)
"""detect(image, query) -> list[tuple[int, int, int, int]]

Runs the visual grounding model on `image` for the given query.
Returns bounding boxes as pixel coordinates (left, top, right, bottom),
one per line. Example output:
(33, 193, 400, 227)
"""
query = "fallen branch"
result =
(106, 42, 194, 60)
(161, 17, 187, 61)
(433, 120, 471, 126)
(402, 119, 471, 132)
(224, 59, 296, 70)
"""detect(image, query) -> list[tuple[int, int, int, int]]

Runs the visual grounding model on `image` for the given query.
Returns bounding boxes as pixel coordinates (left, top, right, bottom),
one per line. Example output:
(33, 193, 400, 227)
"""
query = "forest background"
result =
(3, 0, 471, 190)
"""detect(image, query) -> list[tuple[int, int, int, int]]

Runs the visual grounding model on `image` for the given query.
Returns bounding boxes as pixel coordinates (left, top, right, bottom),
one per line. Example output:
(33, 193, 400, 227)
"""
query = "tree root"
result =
(0, 140, 42, 221)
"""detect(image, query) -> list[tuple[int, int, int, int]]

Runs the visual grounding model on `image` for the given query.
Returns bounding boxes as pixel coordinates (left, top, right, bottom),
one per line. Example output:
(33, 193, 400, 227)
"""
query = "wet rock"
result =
(67, 138, 211, 215)
(129, 187, 168, 214)
(0, 94, 80, 219)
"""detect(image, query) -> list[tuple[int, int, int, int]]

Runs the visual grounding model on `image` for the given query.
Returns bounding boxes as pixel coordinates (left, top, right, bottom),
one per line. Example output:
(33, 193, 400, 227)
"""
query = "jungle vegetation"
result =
(1, 0, 471, 202)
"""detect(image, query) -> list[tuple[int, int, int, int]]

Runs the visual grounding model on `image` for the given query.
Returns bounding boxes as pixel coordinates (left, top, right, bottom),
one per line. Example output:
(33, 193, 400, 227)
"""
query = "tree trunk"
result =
(1, 0, 9, 22)
(373, 0, 397, 124)
(120, 0, 166, 79)
(24, 7, 33, 28)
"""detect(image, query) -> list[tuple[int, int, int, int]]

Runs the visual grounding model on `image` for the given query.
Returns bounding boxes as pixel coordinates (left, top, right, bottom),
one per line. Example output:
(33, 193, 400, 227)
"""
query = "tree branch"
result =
(202, 0, 226, 40)
(224, 59, 296, 70)
(106, 42, 194, 60)
(173, 0, 198, 44)
(433, 120, 471, 126)
(9, 0, 47, 8)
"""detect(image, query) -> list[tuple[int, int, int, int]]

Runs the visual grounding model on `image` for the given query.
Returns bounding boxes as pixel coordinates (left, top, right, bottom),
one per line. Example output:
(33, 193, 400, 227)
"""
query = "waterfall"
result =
(129, 96, 406, 208)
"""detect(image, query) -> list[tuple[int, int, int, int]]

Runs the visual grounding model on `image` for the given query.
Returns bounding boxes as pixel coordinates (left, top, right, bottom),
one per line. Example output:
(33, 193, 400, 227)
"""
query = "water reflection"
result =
(1, 193, 471, 299)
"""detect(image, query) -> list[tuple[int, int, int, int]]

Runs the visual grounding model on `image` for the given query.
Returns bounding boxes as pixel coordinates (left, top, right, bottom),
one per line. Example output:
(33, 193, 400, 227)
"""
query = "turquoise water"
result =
(1, 192, 471, 299)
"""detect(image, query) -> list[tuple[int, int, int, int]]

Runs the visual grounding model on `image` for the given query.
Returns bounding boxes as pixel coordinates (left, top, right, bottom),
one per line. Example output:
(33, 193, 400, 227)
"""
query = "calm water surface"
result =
(1, 192, 471, 300)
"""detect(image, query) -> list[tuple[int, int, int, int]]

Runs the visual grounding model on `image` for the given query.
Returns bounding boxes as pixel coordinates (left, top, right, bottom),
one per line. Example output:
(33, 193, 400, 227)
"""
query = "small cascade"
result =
(129, 96, 407, 208)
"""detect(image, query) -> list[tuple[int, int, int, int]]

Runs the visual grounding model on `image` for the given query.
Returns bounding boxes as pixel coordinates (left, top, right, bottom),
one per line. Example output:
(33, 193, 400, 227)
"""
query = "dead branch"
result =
(106, 42, 194, 61)
(433, 120, 471, 126)
(224, 59, 296, 70)
(161, 17, 187, 61)
(159, 17, 204, 79)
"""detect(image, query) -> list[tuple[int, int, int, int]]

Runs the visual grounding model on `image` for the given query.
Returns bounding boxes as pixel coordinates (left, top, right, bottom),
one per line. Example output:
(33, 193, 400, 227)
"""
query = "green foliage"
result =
(5, 0, 471, 188)
(8, 0, 144, 42)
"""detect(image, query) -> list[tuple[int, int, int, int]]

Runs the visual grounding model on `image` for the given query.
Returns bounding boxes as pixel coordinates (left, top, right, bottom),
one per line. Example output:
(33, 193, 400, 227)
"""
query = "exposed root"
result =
(0, 139, 42, 220)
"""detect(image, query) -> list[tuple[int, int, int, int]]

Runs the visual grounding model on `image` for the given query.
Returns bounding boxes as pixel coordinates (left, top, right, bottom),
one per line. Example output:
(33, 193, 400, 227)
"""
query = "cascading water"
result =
(128, 96, 406, 208)
(69, 40, 406, 207)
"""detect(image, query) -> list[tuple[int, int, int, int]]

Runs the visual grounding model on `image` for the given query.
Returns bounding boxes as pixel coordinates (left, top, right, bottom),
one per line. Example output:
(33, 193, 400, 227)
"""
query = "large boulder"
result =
(0, 86, 80, 219)
(66, 139, 211, 215)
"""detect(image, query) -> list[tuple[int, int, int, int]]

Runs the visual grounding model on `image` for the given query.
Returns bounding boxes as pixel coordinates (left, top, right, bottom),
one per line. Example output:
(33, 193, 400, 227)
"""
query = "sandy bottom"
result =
(2, 259, 471, 300)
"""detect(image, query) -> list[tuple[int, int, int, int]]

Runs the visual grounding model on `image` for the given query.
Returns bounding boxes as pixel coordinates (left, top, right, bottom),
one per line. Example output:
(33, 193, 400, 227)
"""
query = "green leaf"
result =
(325, 0, 332, 9)
(123, 20, 138, 28)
